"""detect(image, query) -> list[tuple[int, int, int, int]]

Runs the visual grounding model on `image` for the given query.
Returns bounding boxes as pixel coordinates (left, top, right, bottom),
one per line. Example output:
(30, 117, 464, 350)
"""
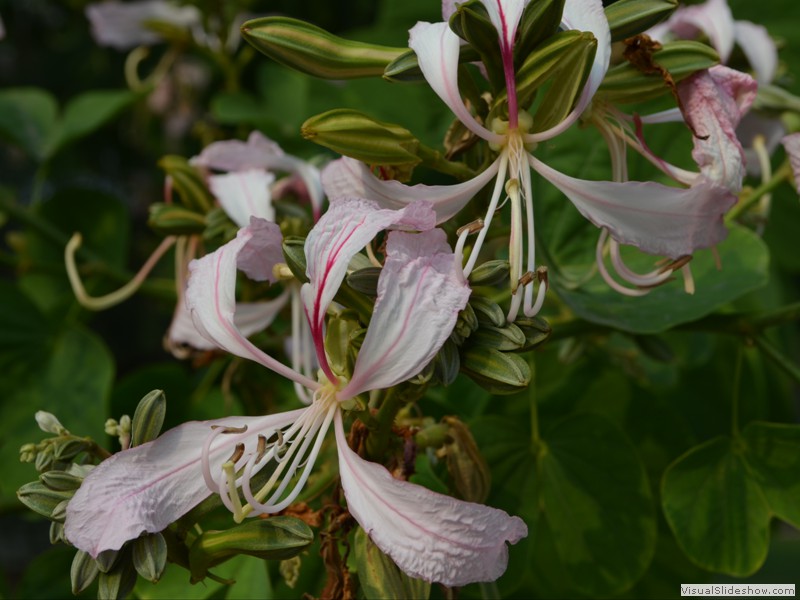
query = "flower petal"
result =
(650, 0, 735, 62)
(479, 0, 527, 51)
(187, 221, 318, 389)
(733, 20, 778, 85)
(530, 155, 736, 258)
(334, 412, 527, 586)
(678, 65, 757, 191)
(209, 169, 276, 228)
(782, 133, 800, 195)
(530, 0, 611, 141)
(86, 0, 201, 50)
(341, 229, 470, 398)
(409, 21, 502, 144)
(301, 199, 436, 344)
(322, 156, 500, 224)
(65, 411, 305, 557)
(190, 131, 285, 172)
(167, 293, 290, 353)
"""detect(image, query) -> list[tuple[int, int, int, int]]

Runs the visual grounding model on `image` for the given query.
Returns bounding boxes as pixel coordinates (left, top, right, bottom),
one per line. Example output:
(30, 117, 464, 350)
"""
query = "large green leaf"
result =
(662, 422, 800, 576)
(49, 89, 138, 156)
(0, 88, 58, 161)
(472, 413, 657, 597)
(552, 226, 769, 333)
(0, 323, 113, 507)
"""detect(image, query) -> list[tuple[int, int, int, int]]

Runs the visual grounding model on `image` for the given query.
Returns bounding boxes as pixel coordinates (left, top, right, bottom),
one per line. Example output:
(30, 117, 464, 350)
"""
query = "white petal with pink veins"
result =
(334, 412, 527, 586)
(209, 170, 276, 227)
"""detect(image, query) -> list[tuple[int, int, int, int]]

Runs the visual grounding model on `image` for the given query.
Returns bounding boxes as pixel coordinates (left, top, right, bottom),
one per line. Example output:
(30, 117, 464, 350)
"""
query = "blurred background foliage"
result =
(0, 0, 799, 598)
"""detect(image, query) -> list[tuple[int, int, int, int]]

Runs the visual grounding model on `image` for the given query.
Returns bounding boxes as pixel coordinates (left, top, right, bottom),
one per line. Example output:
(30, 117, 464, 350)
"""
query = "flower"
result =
(86, 0, 203, 51)
(324, 0, 747, 318)
(64, 198, 527, 587)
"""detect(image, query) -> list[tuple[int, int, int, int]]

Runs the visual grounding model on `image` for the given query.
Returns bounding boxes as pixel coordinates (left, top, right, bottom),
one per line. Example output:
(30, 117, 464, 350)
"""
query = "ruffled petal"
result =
(85, 0, 201, 50)
(334, 412, 527, 586)
(530, 155, 736, 258)
(186, 221, 318, 389)
(529, 0, 610, 141)
(782, 133, 800, 194)
(409, 22, 502, 144)
(190, 131, 285, 172)
(322, 156, 500, 224)
(65, 411, 305, 557)
(341, 229, 471, 398)
(209, 169, 276, 228)
(678, 65, 757, 191)
(301, 199, 436, 343)
(733, 20, 778, 85)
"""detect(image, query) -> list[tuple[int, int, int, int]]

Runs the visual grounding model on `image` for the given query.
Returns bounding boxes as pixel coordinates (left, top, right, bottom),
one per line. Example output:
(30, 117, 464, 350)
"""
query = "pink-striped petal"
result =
(65, 411, 305, 557)
(190, 131, 285, 172)
(322, 156, 500, 224)
(733, 20, 778, 85)
(301, 199, 436, 345)
(409, 22, 502, 144)
(678, 65, 757, 191)
(341, 229, 470, 399)
(186, 221, 318, 389)
(783, 133, 800, 195)
(530, 155, 736, 258)
(480, 0, 528, 50)
(209, 170, 276, 228)
(528, 0, 611, 141)
(334, 412, 527, 586)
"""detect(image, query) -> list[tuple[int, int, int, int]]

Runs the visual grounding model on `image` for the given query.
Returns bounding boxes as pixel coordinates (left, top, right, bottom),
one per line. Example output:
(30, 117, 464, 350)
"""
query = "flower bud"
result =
(443, 416, 491, 503)
(147, 203, 206, 236)
(598, 41, 719, 103)
(71, 550, 100, 595)
(158, 155, 214, 213)
(302, 109, 421, 168)
(132, 533, 167, 583)
(242, 17, 405, 79)
(461, 346, 531, 394)
(35, 411, 67, 435)
(131, 390, 166, 447)
(605, 0, 678, 42)
(16, 481, 74, 519)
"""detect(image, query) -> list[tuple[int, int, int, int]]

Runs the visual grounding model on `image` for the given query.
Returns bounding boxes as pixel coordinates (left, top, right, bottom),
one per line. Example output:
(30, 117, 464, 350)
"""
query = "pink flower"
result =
(65, 198, 527, 587)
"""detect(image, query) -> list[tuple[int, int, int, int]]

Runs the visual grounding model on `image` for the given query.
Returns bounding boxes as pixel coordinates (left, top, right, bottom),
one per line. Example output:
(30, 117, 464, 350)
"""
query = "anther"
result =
(536, 266, 548, 285)
(256, 435, 268, 463)
(211, 425, 248, 434)
(658, 255, 693, 274)
(457, 219, 485, 236)
(518, 271, 535, 287)
(228, 443, 245, 464)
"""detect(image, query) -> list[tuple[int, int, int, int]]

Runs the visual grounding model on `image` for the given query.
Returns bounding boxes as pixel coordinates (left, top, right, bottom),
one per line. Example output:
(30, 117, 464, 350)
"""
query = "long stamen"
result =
(609, 238, 674, 287)
(455, 220, 484, 272)
(752, 134, 772, 235)
(595, 229, 650, 297)
(291, 287, 312, 405)
(464, 152, 510, 276)
(66, 234, 176, 311)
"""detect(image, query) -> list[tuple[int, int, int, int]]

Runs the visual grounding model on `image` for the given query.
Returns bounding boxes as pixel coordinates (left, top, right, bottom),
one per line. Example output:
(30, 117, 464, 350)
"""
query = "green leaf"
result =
(662, 422, 800, 576)
(354, 527, 431, 600)
(0, 88, 58, 161)
(472, 413, 656, 596)
(49, 89, 138, 157)
(0, 325, 113, 507)
(536, 414, 657, 596)
(552, 226, 769, 333)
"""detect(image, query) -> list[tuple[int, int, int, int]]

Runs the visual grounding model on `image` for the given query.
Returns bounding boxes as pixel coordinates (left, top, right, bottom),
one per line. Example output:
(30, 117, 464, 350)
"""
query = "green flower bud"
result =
(443, 416, 492, 503)
(605, 0, 678, 42)
(469, 260, 511, 287)
(242, 17, 405, 79)
(469, 296, 507, 328)
(17, 481, 74, 519)
(302, 109, 421, 168)
(461, 346, 531, 394)
(71, 550, 100, 595)
(158, 155, 214, 213)
(131, 390, 167, 447)
(470, 322, 527, 351)
(148, 203, 206, 236)
(132, 533, 167, 583)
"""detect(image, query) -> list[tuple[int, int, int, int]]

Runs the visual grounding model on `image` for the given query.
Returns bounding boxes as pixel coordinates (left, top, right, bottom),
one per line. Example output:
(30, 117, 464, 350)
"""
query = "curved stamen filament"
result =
(609, 238, 674, 287)
(596, 229, 650, 297)
(463, 153, 510, 277)
(66, 233, 176, 311)
(291, 287, 312, 405)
